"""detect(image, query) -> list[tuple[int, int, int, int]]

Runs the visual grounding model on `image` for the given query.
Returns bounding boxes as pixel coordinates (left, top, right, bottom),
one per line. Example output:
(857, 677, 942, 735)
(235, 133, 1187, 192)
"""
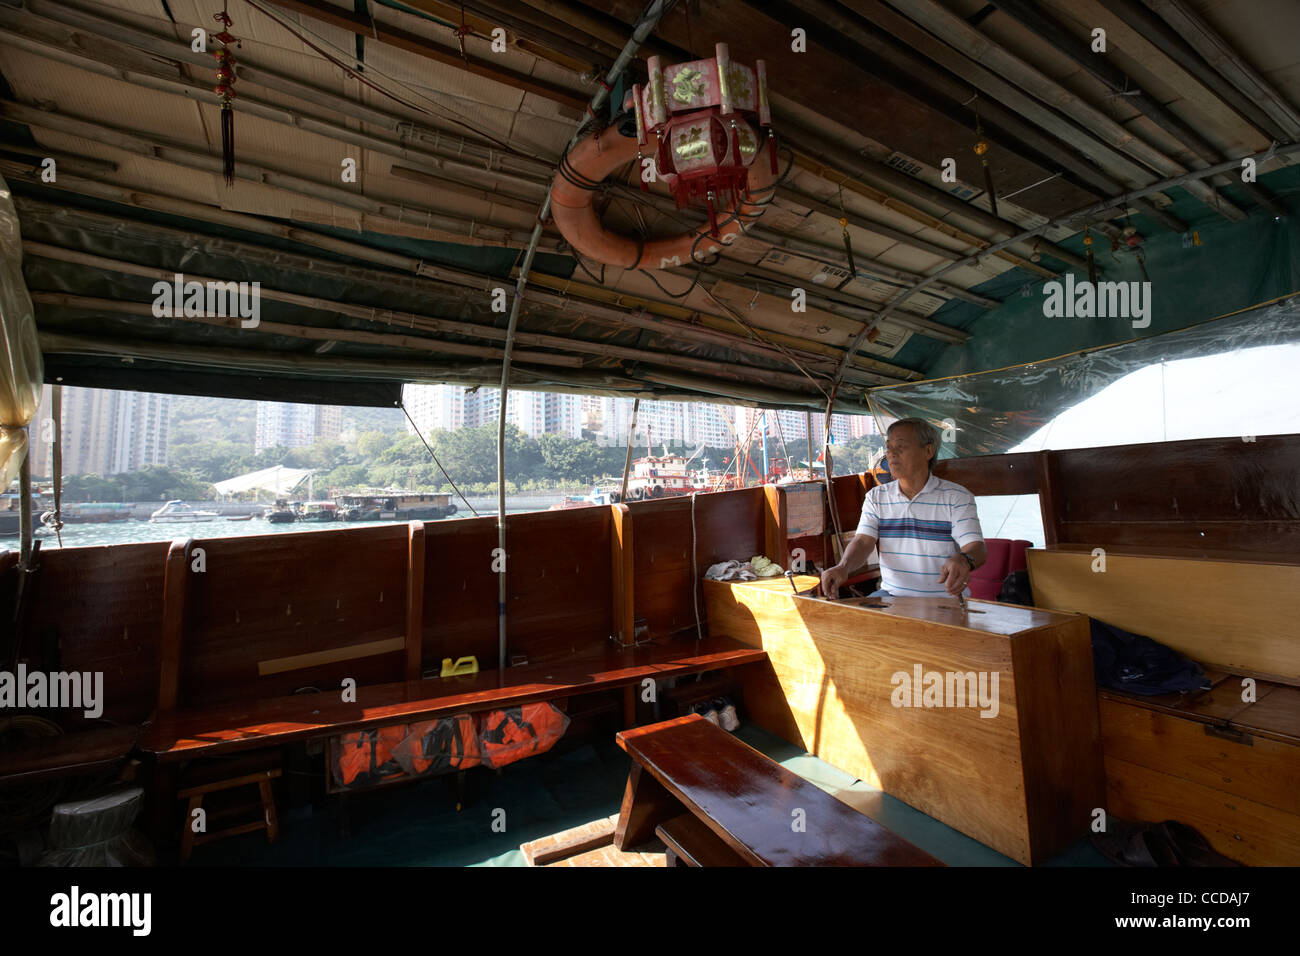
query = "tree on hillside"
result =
(357, 430, 398, 459)
(119, 466, 213, 501)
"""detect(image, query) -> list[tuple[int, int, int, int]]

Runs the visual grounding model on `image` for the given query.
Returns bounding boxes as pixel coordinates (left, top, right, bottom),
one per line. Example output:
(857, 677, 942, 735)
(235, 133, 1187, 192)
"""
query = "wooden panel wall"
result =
(420, 507, 613, 669)
(707, 578, 1104, 865)
(181, 526, 410, 706)
(934, 452, 1041, 496)
(632, 489, 766, 639)
(1050, 435, 1300, 558)
(1027, 550, 1300, 685)
(14, 541, 169, 726)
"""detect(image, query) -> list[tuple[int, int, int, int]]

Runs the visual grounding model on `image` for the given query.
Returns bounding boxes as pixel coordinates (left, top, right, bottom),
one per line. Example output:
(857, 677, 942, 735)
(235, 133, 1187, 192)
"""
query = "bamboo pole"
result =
(3, 4, 1030, 308)
(826, 137, 1300, 402)
(883, 0, 1245, 221)
(13, 191, 907, 383)
(30, 291, 579, 368)
(0, 101, 554, 252)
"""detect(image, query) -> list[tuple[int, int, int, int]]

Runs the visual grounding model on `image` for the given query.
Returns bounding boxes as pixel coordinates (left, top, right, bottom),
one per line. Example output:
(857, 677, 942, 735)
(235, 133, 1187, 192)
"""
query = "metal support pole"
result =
(619, 398, 640, 502)
(496, 0, 678, 672)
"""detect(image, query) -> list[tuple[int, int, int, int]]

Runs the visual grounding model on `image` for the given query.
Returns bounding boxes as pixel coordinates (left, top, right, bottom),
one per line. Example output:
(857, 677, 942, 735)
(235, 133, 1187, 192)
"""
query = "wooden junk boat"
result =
(0, 0, 1298, 891)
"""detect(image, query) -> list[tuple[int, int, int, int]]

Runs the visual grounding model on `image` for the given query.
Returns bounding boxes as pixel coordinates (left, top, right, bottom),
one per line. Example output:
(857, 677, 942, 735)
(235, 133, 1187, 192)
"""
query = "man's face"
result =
(885, 426, 932, 476)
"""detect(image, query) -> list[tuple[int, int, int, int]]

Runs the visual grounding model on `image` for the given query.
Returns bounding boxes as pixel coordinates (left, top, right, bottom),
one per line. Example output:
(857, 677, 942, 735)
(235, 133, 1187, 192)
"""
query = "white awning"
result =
(212, 465, 313, 496)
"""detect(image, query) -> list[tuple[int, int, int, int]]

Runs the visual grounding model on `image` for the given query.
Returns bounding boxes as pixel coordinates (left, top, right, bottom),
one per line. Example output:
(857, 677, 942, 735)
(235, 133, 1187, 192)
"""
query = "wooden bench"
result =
(1028, 548, 1300, 865)
(614, 714, 943, 866)
(141, 638, 769, 762)
(0, 724, 139, 789)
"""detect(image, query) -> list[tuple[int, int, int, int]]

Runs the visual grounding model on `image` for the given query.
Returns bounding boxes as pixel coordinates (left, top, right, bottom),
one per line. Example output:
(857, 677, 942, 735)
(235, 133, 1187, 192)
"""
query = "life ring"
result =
(552, 126, 778, 271)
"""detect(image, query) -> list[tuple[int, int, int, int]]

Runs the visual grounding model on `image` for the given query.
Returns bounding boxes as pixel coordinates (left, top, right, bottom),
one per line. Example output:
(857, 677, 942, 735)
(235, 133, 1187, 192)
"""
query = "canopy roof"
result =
(0, 0, 1296, 414)
(212, 464, 312, 496)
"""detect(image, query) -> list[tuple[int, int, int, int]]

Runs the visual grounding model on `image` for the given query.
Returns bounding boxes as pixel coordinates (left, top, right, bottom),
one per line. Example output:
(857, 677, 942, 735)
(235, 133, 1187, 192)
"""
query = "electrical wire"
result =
(241, 0, 543, 160)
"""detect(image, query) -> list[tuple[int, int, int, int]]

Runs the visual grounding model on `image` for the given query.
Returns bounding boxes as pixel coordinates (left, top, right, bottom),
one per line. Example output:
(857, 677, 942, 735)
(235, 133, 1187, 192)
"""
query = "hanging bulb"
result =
(974, 137, 998, 218)
(839, 216, 857, 279)
(1083, 228, 1098, 285)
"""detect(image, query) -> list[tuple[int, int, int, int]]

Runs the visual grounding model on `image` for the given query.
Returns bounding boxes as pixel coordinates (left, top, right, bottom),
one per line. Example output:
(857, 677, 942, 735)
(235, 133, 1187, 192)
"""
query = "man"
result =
(821, 418, 986, 598)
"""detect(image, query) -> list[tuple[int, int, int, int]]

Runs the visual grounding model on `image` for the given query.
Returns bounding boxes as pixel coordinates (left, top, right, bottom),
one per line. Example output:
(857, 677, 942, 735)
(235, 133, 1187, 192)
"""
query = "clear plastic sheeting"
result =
(867, 296, 1300, 458)
(38, 787, 155, 867)
(0, 173, 42, 485)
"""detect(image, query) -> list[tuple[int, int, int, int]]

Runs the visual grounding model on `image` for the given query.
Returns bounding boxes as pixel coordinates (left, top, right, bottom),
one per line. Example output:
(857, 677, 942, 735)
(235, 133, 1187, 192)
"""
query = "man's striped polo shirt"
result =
(854, 473, 984, 597)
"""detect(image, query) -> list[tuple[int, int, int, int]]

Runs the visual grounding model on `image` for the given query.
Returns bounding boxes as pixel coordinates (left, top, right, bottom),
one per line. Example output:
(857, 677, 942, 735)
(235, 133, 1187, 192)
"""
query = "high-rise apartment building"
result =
(402, 383, 464, 434)
(27, 385, 171, 477)
(733, 407, 853, 450)
(255, 402, 343, 453)
(404, 384, 581, 440)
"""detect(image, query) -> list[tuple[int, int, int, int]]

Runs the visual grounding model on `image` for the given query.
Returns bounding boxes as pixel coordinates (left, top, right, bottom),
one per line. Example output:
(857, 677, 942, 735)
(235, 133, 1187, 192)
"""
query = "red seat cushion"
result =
(968, 538, 1033, 600)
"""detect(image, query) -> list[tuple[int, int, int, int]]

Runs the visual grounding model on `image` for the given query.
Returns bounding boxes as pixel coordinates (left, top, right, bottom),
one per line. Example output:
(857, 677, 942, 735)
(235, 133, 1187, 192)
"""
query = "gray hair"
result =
(887, 418, 939, 471)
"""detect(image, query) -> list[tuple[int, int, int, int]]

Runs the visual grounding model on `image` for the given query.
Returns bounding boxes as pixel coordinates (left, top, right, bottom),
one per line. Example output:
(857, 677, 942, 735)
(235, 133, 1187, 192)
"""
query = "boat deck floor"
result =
(187, 723, 1111, 867)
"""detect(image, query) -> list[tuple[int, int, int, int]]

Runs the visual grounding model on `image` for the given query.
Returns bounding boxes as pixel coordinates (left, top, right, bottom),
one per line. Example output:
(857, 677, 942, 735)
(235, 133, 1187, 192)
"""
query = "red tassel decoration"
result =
(213, 3, 239, 187)
(768, 129, 778, 175)
(706, 190, 719, 237)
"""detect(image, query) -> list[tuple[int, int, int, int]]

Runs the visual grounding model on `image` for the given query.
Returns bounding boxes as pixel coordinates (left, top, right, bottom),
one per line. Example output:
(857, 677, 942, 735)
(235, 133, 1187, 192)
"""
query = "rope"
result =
(691, 491, 702, 640)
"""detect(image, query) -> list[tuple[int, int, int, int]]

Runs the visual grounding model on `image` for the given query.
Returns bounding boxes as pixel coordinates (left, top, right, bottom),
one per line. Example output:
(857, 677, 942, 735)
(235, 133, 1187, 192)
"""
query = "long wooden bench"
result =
(141, 638, 768, 761)
(614, 714, 943, 866)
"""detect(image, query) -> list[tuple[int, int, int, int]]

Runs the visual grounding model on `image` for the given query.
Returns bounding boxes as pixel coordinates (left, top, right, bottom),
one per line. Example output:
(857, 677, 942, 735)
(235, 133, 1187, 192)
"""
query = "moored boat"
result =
(334, 490, 457, 521)
(149, 500, 220, 523)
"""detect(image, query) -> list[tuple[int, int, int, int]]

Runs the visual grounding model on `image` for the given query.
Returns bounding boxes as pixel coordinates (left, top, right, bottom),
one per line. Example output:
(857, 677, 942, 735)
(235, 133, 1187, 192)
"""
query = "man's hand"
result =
(821, 563, 848, 598)
(938, 555, 972, 596)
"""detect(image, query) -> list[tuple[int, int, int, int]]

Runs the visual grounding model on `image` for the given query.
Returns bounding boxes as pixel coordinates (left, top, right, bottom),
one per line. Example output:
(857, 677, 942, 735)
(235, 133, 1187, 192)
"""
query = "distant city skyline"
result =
(401, 384, 874, 452)
(22, 384, 879, 479)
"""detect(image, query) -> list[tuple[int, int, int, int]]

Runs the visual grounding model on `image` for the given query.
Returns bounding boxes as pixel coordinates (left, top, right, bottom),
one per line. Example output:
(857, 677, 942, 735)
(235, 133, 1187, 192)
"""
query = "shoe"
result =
(718, 697, 740, 732)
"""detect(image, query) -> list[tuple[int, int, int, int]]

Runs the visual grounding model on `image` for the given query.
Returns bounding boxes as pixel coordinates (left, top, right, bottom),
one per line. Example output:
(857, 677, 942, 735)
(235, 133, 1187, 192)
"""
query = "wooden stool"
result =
(177, 768, 281, 861)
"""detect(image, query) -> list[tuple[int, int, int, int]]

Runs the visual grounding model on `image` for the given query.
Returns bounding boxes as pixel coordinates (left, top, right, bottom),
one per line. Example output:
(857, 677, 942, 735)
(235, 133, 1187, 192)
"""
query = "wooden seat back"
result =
(1027, 549, 1300, 685)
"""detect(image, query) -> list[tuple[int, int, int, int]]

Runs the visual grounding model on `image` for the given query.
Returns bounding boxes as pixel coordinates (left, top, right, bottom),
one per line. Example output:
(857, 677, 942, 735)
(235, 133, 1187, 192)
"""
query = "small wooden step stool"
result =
(177, 765, 281, 861)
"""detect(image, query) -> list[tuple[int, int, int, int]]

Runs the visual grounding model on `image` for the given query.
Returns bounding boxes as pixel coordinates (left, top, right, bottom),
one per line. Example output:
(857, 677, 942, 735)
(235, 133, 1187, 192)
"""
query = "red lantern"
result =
(628, 44, 773, 236)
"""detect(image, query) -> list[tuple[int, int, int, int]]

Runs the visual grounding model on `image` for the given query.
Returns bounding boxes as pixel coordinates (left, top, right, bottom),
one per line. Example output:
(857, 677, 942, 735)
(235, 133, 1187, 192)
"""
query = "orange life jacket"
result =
(397, 715, 482, 775)
(335, 725, 408, 788)
(479, 703, 568, 768)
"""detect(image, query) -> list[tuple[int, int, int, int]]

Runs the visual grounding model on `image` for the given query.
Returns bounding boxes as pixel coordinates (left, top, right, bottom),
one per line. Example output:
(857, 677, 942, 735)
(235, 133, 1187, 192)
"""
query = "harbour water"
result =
(2, 504, 552, 551)
(4, 493, 1046, 552)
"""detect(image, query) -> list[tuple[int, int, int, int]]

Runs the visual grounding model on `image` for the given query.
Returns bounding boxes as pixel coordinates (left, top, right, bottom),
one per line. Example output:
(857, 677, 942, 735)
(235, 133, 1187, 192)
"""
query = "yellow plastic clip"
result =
(440, 656, 479, 677)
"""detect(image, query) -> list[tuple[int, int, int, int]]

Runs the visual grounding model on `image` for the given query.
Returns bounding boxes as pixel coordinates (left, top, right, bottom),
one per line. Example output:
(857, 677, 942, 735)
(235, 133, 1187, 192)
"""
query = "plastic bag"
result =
(0, 173, 43, 485)
(38, 787, 155, 867)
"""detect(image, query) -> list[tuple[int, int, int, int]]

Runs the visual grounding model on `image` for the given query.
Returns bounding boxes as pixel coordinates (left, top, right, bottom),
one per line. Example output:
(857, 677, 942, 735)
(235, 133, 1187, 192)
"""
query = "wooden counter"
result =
(704, 577, 1104, 865)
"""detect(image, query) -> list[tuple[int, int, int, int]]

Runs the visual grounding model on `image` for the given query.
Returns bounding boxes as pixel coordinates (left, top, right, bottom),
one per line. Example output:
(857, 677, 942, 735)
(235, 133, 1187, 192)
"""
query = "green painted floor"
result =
(191, 722, 1110, 867)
